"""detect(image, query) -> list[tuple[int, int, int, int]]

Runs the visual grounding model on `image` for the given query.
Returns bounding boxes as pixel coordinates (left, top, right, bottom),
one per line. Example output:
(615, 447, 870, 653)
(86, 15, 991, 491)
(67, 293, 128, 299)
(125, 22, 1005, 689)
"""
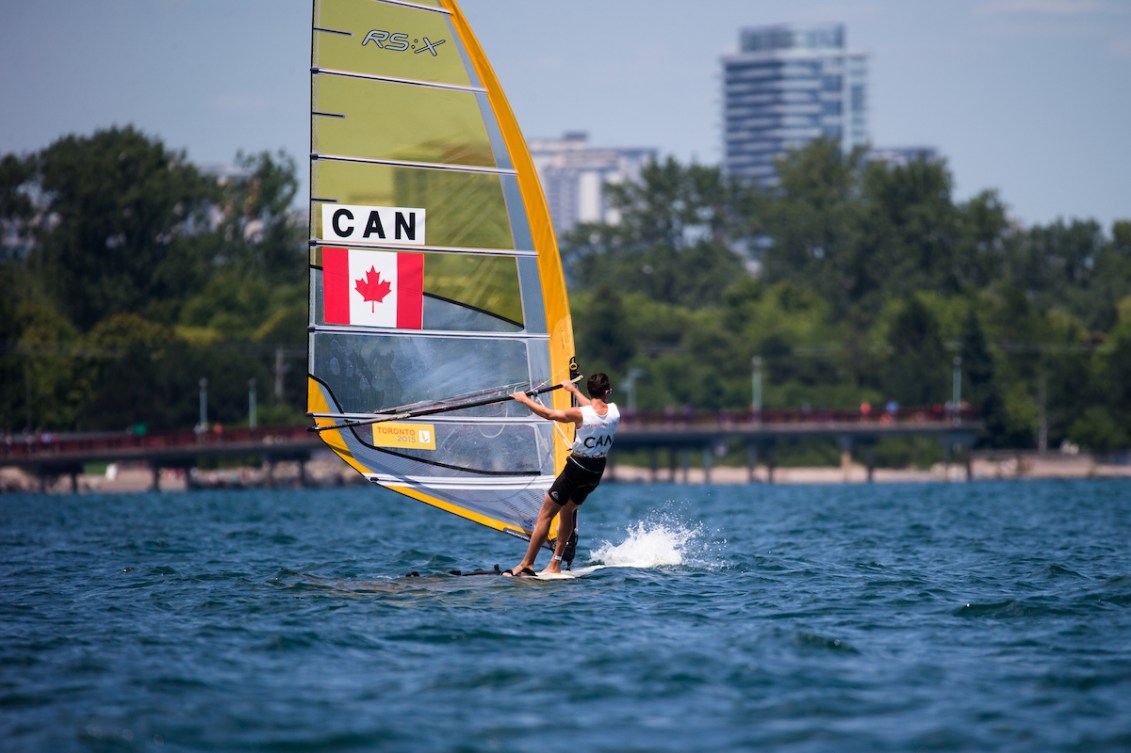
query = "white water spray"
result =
(588, 511, 724, 571)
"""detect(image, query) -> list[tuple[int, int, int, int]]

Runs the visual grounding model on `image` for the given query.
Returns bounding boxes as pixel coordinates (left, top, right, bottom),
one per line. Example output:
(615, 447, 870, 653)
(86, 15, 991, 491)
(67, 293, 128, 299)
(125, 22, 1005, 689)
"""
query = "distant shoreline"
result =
(4, 451, 1129, 494)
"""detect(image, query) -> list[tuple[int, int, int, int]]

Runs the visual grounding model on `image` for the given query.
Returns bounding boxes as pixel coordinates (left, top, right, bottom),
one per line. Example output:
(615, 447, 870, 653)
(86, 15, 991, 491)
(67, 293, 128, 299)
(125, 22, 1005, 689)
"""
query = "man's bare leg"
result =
(508, 495, 560, 575)
(543, 501, 578, 574)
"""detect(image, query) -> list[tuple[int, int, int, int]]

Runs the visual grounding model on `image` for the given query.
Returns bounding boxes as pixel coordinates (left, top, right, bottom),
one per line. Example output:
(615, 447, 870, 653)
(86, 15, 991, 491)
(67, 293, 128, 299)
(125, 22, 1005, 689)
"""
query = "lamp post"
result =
(951, 356, 962, 425)
(248, 378, 258, 430)
(752, 356, 763, 421)
(623, 368, 644, 413)
(197, 377, 208, 434)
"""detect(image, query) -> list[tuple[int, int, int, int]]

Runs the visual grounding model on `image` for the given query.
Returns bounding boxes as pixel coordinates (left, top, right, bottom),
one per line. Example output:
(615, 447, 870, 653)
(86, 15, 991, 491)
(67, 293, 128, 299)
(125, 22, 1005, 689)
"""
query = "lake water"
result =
(3, 479, 1130, 752)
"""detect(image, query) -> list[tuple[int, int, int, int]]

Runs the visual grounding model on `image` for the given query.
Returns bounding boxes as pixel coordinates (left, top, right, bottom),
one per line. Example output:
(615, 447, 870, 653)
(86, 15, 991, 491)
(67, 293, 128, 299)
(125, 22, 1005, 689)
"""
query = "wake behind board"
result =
(401, 565, 603, 580)
(403, 564, 597, 579)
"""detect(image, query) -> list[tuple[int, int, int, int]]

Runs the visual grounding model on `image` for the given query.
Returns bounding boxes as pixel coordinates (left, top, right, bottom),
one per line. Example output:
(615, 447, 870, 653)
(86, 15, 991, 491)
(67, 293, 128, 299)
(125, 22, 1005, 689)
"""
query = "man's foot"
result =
(504, 566, 536, 577)
(542, 554, 564, 575)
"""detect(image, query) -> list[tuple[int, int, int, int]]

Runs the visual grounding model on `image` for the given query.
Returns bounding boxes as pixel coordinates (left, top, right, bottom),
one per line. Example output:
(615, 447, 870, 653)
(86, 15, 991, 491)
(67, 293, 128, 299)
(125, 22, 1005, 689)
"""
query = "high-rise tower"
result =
(722, 24, 868, 185)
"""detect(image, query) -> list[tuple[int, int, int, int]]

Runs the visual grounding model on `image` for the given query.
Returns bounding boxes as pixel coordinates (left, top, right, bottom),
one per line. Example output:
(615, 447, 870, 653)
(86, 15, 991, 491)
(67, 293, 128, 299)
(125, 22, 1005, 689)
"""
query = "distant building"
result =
(722, 24, 869, 186)
(0, 161, 295, 259)
(867, 146, 940, 167)
(196, 162, 265, 242)
(528, 132, 656, 234)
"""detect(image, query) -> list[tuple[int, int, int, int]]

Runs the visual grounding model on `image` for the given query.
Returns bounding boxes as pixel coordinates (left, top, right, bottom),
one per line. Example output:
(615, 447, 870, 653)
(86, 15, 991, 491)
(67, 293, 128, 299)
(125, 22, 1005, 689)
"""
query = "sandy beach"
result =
(609, 453, 1131, 485)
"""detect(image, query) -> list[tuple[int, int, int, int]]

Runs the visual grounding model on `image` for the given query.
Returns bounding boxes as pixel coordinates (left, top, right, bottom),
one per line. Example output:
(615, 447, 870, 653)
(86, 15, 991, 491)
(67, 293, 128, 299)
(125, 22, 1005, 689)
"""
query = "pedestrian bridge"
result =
(3, 405, 979, 491)
(614, 407, 979, 483)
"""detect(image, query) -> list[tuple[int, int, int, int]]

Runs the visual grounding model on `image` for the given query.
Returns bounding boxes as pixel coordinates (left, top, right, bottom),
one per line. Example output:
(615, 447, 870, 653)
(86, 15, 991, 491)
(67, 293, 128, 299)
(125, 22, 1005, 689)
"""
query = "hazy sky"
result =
(2, 0, 1128, 230)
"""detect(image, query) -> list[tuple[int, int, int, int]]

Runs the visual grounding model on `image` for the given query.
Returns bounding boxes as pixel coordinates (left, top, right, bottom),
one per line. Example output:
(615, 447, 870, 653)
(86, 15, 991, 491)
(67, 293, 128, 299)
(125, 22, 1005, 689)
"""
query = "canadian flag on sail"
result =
(322, 247, 424, 328)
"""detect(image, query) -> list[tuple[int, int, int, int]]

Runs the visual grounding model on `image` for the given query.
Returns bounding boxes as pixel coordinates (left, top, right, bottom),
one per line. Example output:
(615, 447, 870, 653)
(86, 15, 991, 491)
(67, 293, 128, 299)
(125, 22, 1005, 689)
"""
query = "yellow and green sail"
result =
(307, 0, 576, 544)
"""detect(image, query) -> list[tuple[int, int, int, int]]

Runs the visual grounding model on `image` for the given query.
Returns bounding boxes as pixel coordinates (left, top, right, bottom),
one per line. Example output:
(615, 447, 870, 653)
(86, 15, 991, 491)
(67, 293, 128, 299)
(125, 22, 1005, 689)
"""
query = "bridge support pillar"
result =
(702, 448, 712, 484)
(680, 450, 690, 484)
(747, 445, 759, 483)
(758, 441, 776, 483)
(649, 449, 659, 483)
(939, 437, 974, 481)
(149, 463, 161, 493)
(837, 436, 854, 482)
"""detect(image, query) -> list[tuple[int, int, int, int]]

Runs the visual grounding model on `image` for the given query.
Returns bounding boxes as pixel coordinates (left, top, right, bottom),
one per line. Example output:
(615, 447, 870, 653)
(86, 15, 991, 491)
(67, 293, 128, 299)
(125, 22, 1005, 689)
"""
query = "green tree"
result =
(958, 308, 1010, 447)
(0, 153, 34, 231)
(572, 286, 636, 376)
(13, 302, 86, 430)
(859, 158, 961, 301)
(761, 137, 865, 315)
(211, 149, 302, 281)
(879, 296, 949, 406)
(30, 126, 215, 330)
(82, 313, 180, 430)
(953, 189, 1009, 290)
(561, 158, 751, 308)
(1084, 220, 1131, 331)
(1065, 320, 1131, 452)
(1001, 219, 1113, 330)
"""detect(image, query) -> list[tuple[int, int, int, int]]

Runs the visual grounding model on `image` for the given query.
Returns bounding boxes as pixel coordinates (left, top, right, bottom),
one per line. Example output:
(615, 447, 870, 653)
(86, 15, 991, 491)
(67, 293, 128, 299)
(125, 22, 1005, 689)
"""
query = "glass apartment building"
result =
(722, 24, 869, 186)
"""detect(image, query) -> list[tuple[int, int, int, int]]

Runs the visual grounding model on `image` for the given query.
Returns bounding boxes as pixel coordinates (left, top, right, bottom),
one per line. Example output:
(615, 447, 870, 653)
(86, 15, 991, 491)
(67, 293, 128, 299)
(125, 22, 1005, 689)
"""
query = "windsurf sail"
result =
(306, 0, 577, 546)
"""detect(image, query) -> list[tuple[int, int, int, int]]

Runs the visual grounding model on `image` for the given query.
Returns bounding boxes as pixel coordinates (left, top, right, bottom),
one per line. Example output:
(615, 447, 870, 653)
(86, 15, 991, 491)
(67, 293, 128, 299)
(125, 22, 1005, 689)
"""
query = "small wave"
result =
(590, 511, 724, 571)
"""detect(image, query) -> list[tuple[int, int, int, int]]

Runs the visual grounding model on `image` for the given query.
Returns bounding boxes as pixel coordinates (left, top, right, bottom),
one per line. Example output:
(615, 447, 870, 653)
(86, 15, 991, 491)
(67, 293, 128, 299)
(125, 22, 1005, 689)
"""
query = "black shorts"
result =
(548, 455, 607, 506)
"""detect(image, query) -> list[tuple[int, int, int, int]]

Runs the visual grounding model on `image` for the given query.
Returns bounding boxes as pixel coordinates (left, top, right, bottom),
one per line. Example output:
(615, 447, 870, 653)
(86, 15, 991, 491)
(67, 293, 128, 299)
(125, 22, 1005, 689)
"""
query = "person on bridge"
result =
(505, 372, 620, 576)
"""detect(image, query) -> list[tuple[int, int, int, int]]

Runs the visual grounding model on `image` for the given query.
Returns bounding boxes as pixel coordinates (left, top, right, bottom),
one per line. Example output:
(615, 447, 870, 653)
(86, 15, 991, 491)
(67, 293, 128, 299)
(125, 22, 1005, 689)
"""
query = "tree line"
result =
(1, 127, 307, 435)
(2, 127, 1129, 455)
(564, 139, 1131, 454)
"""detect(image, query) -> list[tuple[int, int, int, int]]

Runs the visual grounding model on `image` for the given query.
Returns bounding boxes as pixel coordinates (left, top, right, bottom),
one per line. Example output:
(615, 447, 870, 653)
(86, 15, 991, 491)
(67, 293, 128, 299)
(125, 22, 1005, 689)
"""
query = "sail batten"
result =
(313, 153, 517, 176)
(311, 323, 548, 338)
(313, 66, 487, 94)
(309, 240, 539, 259)
(307, 0, 576, 545)
(312, 413, 550, 425)
(371, 0, 451, 15)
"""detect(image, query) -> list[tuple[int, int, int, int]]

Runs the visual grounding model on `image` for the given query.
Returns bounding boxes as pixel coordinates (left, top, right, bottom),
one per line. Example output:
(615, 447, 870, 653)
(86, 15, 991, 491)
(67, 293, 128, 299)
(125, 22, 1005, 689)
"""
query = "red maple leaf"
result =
(354, 266, 392, 312)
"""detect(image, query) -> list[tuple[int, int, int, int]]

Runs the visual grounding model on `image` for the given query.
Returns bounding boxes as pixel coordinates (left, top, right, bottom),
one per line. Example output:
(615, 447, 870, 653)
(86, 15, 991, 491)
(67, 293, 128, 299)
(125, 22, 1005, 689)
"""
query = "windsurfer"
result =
(506, 373, 620, 576)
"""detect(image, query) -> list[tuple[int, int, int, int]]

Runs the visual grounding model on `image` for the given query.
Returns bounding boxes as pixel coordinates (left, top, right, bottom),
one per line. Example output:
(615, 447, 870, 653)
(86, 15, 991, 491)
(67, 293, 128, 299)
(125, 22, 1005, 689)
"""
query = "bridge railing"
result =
(4, 404, 976, 460)
(622, 404, 973, 427)
(2, 426, 317, 460)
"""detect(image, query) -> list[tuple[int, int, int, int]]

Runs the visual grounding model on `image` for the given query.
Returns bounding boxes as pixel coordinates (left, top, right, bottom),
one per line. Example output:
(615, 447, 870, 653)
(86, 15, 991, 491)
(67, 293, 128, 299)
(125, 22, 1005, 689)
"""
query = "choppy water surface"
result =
(3, 479, 1131, 752)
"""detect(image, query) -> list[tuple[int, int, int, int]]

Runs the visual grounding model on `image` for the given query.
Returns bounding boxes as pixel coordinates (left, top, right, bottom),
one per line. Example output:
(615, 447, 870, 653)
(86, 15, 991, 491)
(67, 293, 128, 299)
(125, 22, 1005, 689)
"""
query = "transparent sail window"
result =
(311, 331, 534, 415)
(364, 419, 553, 477)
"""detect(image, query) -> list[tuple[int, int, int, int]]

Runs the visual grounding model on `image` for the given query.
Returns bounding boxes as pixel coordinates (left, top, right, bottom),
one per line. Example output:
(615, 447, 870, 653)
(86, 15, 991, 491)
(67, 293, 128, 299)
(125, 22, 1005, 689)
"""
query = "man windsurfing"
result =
(506, 373, 620, 576)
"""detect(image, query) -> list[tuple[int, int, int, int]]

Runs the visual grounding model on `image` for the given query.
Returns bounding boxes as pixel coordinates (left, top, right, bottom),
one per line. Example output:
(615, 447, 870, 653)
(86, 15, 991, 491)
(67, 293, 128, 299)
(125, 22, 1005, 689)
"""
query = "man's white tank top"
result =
(571, 403, 620, 458)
